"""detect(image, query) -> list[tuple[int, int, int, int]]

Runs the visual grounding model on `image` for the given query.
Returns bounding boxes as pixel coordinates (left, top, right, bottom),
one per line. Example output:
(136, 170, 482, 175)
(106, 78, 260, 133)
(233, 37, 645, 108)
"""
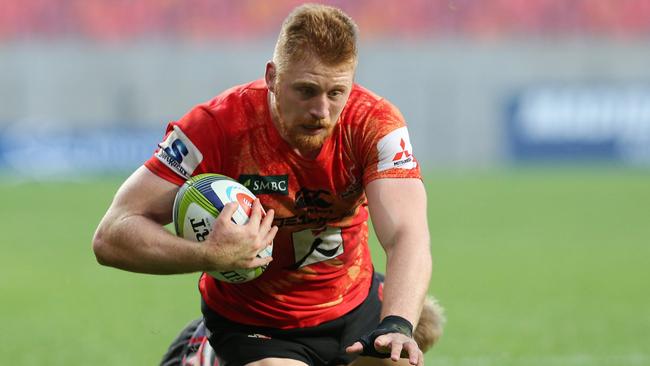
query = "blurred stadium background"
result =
(1, 1, 649, 365)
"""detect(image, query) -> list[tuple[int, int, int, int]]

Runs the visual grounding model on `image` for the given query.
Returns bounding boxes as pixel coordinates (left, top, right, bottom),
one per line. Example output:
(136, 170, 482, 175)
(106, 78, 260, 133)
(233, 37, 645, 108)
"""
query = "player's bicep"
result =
(365, 178, 428, 251)
(110, 165, 181, 225)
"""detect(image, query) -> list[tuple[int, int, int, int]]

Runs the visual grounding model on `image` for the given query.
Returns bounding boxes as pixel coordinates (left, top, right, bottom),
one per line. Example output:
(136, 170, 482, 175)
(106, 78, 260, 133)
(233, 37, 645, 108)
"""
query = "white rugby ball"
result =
(172, 173, 272, 283)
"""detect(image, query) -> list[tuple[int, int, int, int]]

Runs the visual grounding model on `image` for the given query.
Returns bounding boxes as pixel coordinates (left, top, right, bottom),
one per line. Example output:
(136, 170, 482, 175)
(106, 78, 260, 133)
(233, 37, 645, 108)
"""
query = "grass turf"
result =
(1, 168, 648, 365)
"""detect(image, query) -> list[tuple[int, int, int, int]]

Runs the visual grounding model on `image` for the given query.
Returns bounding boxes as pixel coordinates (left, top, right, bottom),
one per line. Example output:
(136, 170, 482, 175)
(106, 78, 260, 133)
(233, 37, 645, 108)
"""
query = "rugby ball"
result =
(172, 173, 272, 283)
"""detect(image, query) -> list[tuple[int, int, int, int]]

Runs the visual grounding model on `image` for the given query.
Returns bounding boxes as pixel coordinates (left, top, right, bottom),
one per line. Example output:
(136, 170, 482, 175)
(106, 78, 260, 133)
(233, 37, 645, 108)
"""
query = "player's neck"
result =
(294, 147, 320, 160)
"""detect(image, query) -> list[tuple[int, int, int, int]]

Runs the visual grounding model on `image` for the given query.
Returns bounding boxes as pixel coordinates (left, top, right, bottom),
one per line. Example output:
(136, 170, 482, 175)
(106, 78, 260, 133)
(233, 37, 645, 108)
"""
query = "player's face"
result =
(266, 56, 355, 156)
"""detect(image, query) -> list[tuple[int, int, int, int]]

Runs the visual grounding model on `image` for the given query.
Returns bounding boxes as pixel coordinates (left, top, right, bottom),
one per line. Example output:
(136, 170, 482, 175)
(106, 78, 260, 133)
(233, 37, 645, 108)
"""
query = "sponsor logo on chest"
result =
(239, 174, 289, 195)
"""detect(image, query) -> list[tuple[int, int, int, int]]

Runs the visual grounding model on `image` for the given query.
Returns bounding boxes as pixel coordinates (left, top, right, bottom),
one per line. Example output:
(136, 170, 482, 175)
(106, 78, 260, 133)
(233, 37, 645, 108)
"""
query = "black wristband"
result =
(357, 315, 414, 358)
(379, 315, 414, 338)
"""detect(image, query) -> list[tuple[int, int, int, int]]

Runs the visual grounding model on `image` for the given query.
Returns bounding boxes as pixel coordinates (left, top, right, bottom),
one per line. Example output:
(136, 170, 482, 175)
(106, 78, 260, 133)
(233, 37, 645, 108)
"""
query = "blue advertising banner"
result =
(507, 85, 650, 164)
(0, 127, 161, 177)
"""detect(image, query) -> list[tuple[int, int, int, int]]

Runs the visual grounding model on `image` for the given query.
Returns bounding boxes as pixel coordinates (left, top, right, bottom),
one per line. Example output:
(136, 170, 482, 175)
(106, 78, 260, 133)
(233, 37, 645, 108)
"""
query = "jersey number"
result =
(290, 227, 344, 269)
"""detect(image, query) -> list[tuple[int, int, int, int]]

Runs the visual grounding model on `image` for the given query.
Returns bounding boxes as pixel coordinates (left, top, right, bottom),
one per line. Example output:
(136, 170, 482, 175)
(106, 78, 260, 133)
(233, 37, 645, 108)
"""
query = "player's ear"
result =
(265, 61, 277, 93)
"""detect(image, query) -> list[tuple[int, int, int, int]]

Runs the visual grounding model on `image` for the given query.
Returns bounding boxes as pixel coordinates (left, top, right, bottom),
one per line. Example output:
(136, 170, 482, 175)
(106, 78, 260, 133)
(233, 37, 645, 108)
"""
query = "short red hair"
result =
(273, 4, 358, 71)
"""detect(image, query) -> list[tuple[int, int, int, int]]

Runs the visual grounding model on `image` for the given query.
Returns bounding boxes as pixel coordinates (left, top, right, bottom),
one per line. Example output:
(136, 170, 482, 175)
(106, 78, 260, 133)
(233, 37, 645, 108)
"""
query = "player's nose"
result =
(309, 94, 329, 120)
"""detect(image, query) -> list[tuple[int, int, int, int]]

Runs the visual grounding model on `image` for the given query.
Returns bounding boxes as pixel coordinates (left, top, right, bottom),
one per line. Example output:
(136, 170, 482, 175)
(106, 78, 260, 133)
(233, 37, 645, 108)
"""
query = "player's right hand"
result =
(200, 198, 277, 272)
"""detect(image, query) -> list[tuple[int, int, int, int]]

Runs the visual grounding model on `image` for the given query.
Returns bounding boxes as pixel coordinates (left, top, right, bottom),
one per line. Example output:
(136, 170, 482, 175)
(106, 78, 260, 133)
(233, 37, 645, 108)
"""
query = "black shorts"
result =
(202, 273, 384, 366)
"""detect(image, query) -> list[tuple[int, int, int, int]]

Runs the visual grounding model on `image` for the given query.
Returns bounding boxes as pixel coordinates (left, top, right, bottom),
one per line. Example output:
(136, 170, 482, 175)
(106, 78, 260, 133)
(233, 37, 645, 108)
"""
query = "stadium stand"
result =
(1, 0, 650, 41)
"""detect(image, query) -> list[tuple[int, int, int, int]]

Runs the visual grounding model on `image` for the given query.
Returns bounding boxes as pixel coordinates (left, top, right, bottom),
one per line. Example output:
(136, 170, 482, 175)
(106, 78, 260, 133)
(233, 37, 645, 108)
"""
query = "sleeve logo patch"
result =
(155, 126, 203, 178)
(377, 127, 417, 172)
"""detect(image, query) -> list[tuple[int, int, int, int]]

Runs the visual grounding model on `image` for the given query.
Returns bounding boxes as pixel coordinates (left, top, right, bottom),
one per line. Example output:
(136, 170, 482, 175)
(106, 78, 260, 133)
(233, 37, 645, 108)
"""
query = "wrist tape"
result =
(358, 315, 414, 358)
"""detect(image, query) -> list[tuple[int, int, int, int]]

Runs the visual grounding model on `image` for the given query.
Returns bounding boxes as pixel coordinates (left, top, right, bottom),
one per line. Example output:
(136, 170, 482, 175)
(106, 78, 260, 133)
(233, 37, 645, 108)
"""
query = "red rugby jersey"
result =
(145, 79, 420, 328)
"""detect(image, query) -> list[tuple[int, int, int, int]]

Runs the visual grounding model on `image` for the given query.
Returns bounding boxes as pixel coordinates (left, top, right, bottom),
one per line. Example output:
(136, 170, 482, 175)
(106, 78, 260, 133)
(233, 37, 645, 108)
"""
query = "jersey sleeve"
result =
(356, 98, 421, 185)
(144, 105, 223, 186)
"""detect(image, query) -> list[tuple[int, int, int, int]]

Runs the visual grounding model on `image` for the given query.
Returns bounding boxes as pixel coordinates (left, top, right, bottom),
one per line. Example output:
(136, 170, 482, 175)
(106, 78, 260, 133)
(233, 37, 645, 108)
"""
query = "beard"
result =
(272, 91, 336, 153)
(281, 119, 335, 152)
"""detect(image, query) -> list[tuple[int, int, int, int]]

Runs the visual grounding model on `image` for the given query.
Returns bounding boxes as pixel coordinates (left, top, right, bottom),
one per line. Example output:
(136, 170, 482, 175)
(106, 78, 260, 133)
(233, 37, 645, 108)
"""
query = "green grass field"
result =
(1, 168, 649, 365)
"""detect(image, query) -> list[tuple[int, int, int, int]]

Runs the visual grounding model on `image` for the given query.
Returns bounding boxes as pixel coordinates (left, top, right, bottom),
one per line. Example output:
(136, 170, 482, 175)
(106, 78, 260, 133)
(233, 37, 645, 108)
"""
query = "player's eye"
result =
(296, 86, 316, 98)
(328, 90, 344, 99)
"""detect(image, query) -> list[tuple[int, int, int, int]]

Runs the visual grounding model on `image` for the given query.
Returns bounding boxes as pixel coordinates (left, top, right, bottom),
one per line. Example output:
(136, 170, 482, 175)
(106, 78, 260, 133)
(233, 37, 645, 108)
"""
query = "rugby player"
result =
(94, 4, 436, 365)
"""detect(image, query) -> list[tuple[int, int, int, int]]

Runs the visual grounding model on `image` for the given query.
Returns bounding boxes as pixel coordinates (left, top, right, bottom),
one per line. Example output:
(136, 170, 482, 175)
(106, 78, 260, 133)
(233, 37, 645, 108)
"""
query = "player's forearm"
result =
(93, 211, 207, 275)
(381, 235, 432, 327)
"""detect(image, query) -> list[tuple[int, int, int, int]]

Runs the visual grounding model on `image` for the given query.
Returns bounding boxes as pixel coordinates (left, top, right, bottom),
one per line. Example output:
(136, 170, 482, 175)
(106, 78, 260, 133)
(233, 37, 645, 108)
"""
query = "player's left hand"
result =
(346, 332, 423, 366)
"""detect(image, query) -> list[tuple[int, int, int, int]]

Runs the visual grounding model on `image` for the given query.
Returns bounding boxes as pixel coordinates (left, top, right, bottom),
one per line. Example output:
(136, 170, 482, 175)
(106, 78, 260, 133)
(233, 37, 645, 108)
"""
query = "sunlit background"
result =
(1, 1, 649, 365)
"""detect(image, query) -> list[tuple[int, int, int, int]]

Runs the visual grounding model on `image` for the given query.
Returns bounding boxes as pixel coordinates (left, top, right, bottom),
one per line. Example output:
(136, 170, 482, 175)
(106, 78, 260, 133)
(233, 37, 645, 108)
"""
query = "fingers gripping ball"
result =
(173, 173, 273, 283)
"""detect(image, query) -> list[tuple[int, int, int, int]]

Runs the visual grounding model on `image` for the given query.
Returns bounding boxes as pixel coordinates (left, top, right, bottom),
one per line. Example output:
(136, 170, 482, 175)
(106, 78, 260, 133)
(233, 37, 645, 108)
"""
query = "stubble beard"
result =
(272, 90, 335, 154)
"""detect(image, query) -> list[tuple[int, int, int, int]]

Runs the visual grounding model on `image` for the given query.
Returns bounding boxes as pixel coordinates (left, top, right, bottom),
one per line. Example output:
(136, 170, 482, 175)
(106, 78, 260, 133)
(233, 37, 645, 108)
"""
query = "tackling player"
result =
(94, 4, 436, 365)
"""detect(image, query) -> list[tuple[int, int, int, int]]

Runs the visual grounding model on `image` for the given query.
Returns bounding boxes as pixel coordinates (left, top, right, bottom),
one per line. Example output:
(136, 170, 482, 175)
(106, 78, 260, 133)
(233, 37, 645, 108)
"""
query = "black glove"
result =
(357, 315, 414, 358)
